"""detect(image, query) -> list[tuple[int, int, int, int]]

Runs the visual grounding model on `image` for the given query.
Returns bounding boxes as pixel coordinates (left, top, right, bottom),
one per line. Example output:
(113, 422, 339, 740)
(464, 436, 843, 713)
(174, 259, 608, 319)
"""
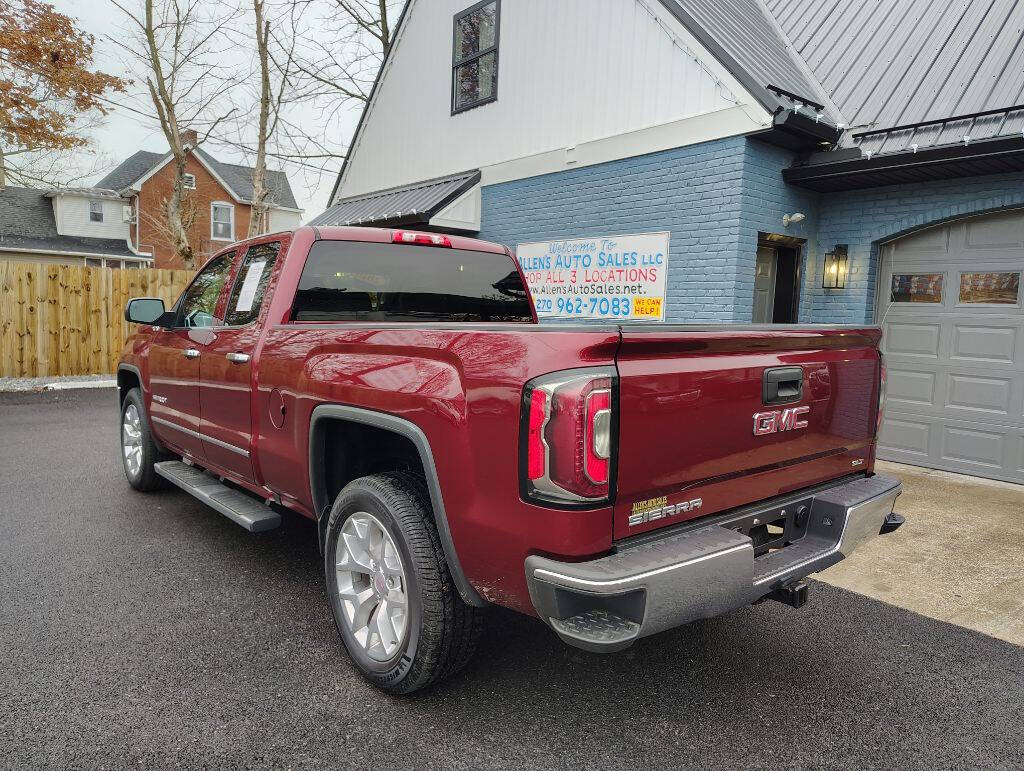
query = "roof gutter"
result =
(784, 135, 1024, 192)
(0, 245, 153, 261)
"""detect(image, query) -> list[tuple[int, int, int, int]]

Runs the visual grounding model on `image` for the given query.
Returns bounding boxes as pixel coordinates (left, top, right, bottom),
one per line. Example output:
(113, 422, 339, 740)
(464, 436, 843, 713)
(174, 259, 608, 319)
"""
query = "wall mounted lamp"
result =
(782, 212, 805, 227)
(822, 245, 849, 289)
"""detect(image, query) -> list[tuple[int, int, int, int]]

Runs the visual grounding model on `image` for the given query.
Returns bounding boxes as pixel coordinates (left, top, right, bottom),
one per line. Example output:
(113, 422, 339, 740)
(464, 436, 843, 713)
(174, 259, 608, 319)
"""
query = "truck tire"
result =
(324, 472, 483, 694)
(120, 387, 170, 492)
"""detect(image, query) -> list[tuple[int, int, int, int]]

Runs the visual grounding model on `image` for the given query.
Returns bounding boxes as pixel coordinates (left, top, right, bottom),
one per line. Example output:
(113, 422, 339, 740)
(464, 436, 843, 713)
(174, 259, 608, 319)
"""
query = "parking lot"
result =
(1, 388, 1021, 769)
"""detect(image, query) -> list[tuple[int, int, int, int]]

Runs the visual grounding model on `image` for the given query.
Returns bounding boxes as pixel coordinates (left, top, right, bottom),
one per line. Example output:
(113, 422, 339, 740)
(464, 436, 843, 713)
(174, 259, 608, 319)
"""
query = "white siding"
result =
(337, 0, 767, 200)
(52, 195, 131, 240)
(268, 208, 303, 231)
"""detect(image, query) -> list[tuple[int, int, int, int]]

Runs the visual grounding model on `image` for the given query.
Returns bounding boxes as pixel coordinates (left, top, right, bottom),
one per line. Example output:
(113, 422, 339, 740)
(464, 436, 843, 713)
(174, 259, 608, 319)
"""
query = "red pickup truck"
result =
(118, 226, 903, 693)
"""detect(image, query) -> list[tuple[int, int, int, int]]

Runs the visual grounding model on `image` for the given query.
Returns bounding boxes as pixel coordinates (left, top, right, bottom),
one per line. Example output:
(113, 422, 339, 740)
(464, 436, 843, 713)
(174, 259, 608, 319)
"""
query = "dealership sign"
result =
(516, 232, 669, 321)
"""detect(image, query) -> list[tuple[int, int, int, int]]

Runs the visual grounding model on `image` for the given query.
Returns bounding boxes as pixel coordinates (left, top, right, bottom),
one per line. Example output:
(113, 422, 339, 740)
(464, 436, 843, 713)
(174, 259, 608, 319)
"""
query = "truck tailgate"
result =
(613, 326, 883, 540)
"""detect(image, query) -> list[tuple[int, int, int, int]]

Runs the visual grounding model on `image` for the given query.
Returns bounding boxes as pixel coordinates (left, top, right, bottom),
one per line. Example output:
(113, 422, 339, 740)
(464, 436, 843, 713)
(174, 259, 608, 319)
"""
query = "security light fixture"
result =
(782, 212, 805, 227)
(822, 245, 849, 289)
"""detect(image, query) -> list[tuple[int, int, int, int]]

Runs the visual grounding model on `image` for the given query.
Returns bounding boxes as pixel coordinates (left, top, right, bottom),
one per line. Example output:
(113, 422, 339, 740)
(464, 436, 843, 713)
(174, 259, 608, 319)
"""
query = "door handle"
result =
(226, 352, 251, 364)
(763, 366, 803, 405)
(183, 348, 200, 359)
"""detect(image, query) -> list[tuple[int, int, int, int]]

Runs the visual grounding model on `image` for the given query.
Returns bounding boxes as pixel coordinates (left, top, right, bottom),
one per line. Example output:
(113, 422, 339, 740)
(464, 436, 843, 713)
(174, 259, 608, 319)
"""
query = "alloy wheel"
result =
(122, 403, 143, 479)
(335, 511, 409, 661)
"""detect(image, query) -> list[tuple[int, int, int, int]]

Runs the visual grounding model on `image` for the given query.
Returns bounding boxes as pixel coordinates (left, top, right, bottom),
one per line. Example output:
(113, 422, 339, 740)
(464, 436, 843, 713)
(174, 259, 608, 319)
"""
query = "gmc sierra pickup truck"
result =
(118, 226, 903, 693)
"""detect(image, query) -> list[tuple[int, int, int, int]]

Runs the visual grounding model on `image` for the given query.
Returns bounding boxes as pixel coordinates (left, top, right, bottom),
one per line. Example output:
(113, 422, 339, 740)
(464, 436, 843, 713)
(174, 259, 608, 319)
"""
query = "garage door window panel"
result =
(452, 0, 498, 113)
(958, 272, 1020, 305)
(891, 273, 944, 304)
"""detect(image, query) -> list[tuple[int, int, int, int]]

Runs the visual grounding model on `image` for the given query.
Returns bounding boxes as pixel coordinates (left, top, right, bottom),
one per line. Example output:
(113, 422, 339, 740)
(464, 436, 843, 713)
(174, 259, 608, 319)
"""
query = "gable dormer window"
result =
(452, 0, 499, 114)
(183, 173, 196, 189)
(89, 200, 103, 222)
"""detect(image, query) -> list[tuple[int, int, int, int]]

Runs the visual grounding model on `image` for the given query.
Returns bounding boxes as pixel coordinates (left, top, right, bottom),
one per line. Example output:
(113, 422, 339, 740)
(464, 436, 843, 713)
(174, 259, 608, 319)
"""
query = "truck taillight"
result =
(877, 355, 887, 432)
(520, 368, 617, 507)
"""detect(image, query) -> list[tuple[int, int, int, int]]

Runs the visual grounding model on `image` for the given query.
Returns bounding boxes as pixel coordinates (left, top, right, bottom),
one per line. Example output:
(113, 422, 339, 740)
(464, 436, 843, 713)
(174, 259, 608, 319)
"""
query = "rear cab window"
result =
(291, 240, 533, 322)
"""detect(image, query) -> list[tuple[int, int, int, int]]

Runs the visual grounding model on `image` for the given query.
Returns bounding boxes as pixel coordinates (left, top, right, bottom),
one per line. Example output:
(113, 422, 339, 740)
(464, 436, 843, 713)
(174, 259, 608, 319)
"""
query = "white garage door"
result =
(877, 209, 1024, 484)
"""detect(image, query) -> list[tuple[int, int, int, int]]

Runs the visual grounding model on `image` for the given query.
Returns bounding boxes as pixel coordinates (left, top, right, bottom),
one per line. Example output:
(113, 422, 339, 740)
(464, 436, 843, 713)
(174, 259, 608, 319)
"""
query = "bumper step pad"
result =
(550, 610, 641, 652)
(155, 461, 281, 532)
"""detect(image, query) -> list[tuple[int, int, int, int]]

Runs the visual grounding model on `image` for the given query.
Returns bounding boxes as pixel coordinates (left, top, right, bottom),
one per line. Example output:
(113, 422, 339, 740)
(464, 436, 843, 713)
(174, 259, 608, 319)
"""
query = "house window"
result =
(183, 173, 196, 189)
(89, 200, 103, 222)
(211, 202, 234, 241)
(452, 0, 499, 114)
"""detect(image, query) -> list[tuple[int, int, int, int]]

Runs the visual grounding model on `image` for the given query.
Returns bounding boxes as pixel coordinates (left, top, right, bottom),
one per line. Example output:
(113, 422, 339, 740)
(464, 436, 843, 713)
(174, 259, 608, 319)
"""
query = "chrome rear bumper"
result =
(525, 474, 902, 652)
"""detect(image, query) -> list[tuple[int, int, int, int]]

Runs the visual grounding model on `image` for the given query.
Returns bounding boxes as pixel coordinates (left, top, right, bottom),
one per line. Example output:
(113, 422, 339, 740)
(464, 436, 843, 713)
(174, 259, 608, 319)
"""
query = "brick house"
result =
(316, 0, 1024, 484)
(97, 143, 303, 268)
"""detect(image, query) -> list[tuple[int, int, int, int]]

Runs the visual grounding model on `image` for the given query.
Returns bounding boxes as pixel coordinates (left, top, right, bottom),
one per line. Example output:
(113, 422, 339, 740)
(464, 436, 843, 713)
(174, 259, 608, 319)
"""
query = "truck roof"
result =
(204, 226, 512, 261)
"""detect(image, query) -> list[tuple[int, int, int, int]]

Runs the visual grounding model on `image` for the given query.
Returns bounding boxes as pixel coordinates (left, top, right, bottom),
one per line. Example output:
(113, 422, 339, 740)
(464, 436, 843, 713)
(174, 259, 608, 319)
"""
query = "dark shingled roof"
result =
(310, 170, 480, 229)
(95, 148, 299, 210)
(0, 186, 140, 258)
(95, 150, 164, 192)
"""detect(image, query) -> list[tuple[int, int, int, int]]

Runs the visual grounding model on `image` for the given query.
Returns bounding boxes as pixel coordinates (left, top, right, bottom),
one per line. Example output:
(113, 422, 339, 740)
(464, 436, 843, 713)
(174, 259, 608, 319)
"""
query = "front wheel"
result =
(324, 472, 483, 694)
(120, 387, 170, 492)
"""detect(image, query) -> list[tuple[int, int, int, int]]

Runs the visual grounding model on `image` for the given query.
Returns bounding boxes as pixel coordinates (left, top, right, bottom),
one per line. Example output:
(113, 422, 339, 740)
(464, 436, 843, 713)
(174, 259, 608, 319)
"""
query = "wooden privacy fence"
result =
(0, 262, 193, 379)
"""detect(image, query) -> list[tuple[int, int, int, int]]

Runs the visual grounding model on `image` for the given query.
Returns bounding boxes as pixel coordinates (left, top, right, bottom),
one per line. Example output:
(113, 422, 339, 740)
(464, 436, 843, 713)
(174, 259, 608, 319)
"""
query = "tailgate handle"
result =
(763, 367, 803, 405)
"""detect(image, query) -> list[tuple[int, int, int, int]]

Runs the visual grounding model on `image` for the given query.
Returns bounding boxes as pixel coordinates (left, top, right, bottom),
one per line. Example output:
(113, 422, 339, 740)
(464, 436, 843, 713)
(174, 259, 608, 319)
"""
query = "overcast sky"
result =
(51, 0, 363, 219)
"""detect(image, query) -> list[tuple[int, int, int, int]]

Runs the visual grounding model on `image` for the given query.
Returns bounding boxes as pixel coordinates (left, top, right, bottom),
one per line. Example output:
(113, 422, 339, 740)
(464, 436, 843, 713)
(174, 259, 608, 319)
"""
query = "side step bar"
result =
(155, 460, 281, 532)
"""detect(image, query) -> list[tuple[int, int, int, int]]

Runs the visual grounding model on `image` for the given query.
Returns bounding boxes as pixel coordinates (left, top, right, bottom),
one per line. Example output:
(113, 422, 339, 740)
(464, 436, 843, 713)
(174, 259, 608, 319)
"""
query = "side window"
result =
(224, 242, 281, 326)
(452, 0, 499, 113)
(291, 240, 532, 323)
(89, 200, 103, 222)
(176, 253, 235, 328)
(211, 202, 235, 241)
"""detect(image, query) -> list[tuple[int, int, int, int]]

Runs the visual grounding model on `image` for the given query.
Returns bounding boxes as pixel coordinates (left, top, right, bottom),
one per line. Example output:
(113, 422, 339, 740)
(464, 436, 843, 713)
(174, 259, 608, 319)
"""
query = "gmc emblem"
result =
(753, 406, 810, 435)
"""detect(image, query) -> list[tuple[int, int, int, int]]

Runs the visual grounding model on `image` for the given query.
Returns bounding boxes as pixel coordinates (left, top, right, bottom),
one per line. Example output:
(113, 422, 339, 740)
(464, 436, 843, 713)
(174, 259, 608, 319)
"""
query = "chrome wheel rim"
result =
(335, 511, 409, 662)
(122, 403, 143, 479)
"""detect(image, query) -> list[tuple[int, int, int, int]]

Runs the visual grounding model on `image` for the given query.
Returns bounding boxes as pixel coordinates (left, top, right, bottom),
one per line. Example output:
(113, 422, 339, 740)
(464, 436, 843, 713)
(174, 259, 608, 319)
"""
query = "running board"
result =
(155, 460, 281, 532)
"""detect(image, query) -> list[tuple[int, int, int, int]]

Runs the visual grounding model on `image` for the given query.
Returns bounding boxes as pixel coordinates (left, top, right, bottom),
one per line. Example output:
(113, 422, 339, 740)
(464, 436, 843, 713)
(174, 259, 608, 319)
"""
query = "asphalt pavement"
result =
(1, 389, 1021, 769)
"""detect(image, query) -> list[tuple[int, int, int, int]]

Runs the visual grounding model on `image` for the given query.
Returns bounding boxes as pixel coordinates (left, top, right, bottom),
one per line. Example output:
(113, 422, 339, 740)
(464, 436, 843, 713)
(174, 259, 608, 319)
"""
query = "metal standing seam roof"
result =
(664, 0, 839, 120)
(309, 170, 481, 228)
(765, 0, 1024, 154)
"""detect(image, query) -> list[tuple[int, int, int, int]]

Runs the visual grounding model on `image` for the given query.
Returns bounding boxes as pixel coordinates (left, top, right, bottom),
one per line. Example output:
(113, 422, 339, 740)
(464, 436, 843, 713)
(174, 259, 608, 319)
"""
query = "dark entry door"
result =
(752, 242, 800, 323)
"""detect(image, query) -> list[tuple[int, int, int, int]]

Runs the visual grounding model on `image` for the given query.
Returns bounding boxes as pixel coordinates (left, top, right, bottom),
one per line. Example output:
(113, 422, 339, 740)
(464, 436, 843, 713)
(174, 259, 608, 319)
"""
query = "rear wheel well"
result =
(117, 368, 141, 405)
(313, 418, 426, 545)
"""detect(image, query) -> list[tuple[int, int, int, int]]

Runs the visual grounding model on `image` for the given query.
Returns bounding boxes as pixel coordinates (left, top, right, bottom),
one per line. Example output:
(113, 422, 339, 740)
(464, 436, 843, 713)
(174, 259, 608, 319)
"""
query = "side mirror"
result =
(125, 297, 167, 325)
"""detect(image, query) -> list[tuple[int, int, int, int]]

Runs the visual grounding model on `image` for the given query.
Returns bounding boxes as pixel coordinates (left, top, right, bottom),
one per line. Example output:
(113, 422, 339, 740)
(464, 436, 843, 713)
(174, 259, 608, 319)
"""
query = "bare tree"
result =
(291, 0, 401, 114)
(240, 0, 304, 237)
(111, 0, 240, 268)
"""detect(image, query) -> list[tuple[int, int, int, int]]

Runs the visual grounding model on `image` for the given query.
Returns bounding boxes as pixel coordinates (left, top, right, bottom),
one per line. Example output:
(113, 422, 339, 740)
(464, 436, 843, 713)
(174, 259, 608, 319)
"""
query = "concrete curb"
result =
(43, 380, 117, 391)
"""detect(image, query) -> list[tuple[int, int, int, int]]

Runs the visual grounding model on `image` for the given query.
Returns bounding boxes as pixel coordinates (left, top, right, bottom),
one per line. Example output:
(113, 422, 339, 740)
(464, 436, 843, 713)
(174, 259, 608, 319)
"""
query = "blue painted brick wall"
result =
(477, 133, 1024, 326)
(803, 170, 1024, 323)
(477, 136, 749, 323)
(737, 140, 819, 322)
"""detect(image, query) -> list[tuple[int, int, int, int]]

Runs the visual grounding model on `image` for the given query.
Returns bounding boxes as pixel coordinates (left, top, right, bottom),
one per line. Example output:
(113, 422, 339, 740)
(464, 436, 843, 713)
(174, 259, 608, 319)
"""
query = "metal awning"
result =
(309, 170, 480, 229)
(783, 135, 1024, 193)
